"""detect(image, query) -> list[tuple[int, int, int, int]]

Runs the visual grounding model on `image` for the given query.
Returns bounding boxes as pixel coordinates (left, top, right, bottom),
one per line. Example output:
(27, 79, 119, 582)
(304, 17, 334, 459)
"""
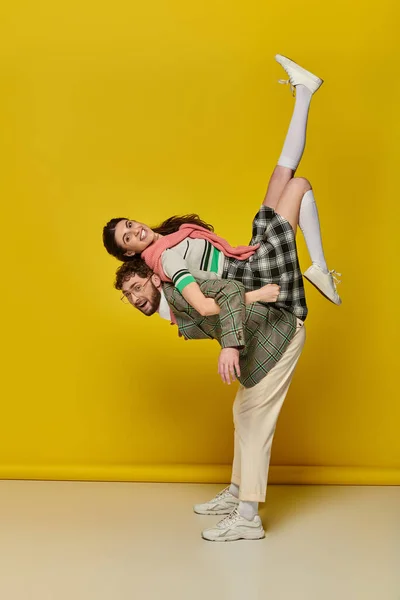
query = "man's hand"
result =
(218, 348, 241, 384)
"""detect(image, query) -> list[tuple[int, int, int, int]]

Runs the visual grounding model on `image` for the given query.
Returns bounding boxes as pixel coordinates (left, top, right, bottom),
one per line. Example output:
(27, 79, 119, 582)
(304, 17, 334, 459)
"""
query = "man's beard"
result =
(135, 284, 161, 316)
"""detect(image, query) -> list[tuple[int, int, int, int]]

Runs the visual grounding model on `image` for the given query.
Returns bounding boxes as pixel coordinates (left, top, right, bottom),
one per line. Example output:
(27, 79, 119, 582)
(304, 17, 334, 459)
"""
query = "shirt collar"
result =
(157, 289, 171, 321)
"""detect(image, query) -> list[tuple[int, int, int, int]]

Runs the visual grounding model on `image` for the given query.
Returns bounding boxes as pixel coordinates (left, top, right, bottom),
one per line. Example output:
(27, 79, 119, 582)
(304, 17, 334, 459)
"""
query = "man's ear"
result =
(124, 250, 135, 257)
(151, 273, 162, 289)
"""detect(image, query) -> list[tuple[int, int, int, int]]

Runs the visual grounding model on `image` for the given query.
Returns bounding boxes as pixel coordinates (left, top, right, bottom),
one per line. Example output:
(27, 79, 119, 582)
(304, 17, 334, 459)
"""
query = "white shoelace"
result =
(329, 269, 342, 288)
(218, 508, 242, 528)
(278, 78, 296, 96)
(214, 486, 231, 500)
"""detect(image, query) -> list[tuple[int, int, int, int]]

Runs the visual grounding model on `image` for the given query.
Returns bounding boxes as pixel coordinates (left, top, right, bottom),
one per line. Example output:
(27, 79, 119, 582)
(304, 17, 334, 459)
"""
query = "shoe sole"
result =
(304, 273, 342, 305)
(194, 507, 237, 515)
(201, 531, 265, 542)
(275, 54, 324, 87)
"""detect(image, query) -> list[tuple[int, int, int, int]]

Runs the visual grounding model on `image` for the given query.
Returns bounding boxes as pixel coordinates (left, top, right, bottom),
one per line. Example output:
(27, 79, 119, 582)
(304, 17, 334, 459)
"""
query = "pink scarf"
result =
(142, 223, 259, 283)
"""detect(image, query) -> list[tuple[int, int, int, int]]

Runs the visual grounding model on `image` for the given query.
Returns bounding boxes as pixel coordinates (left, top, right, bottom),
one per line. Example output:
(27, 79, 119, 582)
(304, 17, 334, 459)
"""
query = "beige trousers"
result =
(231, 320, 306, 502)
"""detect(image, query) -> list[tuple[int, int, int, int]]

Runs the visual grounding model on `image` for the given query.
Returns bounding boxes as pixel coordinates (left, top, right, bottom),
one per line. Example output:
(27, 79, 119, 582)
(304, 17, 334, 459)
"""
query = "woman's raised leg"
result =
(263, 165, 294, 210)
(263, 55, 323, 210)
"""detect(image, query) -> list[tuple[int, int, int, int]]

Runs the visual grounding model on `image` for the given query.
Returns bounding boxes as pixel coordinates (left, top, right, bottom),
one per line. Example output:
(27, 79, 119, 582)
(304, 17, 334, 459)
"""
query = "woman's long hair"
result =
(103, 214, 214, 261)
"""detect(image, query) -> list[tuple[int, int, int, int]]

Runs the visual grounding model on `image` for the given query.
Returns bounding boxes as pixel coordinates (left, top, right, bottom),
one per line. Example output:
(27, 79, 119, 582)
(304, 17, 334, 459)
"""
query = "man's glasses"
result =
(120, 275, 153, 305)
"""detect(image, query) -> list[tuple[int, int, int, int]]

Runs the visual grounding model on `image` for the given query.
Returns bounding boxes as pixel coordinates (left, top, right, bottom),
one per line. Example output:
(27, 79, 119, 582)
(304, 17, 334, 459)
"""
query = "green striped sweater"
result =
(161, 238, 224, 293)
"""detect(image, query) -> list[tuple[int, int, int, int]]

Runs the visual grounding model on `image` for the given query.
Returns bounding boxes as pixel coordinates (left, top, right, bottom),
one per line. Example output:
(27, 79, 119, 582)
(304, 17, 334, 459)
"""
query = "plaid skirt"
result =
(222, 206, 308, 321)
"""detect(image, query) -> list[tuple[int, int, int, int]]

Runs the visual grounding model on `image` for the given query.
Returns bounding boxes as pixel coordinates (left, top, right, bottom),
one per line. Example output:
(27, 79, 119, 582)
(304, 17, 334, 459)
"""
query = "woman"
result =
(103, 54, 342, 321)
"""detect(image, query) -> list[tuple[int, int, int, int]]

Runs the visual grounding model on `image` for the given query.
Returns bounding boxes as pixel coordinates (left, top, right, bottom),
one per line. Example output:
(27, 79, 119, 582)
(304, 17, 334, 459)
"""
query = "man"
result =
(114, 258, 305, 542)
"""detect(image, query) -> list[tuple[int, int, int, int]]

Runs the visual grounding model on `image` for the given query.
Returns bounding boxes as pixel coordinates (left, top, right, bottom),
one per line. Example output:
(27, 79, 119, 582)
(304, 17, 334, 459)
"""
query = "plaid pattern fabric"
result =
(163, 279, 297, 388)
(222, 206, 308, 321)
(164, 279, 247, 349)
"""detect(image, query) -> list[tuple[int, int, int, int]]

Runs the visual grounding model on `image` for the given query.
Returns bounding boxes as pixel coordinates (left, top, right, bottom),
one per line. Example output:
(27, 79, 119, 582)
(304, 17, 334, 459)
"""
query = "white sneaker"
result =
(201, 508, 265, 542)
(275, 54, 323, 95)
(304, 264, 342, 305)
(193, 486, 239, 515)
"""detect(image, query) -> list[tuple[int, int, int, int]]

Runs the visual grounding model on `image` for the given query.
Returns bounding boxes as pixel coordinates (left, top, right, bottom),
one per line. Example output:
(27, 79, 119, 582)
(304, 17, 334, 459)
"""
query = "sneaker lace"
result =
(218, 508, 241, 528)
(215, 486, 231, 499)
(329, 269, 342, 287)
(278, 78, 296, 97)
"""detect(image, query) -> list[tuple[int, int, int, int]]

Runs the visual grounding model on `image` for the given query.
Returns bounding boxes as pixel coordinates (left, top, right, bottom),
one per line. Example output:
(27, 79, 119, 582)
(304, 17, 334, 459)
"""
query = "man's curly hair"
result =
(114, 258, 153, 291)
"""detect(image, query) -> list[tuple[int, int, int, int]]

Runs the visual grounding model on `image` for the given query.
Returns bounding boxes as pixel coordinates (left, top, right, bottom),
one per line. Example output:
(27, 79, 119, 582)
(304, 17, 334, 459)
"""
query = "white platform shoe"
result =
(275, 54, 324, 95)
(201, 508, 265, 542)
(304, 264, 342, 305)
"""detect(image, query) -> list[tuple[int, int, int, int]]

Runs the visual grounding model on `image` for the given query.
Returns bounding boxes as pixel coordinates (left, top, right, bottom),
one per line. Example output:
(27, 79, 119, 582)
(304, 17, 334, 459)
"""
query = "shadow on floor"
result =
(261, 484, 354, 531)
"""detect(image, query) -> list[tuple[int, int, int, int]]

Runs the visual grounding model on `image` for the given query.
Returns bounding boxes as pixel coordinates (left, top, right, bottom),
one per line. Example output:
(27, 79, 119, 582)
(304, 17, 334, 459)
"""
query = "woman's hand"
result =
(245, 284, 280, 305)
(218, 348, 241, 384)
(258, 284, 280, 303)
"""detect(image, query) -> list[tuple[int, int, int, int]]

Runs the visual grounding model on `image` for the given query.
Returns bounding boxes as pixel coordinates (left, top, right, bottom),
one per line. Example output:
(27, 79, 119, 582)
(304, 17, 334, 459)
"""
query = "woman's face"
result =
(114, 219, 158, 256)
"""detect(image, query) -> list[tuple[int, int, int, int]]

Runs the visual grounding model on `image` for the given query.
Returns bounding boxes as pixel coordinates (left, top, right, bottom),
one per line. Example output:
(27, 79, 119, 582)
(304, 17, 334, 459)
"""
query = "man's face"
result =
(121, 273, 161, 316)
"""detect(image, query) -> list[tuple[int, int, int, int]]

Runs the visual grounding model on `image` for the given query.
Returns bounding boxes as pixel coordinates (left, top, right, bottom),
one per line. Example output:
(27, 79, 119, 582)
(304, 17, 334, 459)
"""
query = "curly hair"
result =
(103, 214, 214, 261)
(114, 258, 153, 291)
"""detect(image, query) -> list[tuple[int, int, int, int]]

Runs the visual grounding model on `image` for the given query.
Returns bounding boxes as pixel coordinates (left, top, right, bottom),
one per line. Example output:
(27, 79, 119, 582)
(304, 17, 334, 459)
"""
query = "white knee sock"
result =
(277, 85, 312, 172)
(239, 500, 259, 521)
(229, 482, 239, 498)
(299, 189, 328, 273)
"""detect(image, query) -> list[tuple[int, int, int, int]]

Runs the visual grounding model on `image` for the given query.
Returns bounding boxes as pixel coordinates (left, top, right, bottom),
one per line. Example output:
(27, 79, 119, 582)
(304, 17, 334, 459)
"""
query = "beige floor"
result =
(0, 481, 399, 600)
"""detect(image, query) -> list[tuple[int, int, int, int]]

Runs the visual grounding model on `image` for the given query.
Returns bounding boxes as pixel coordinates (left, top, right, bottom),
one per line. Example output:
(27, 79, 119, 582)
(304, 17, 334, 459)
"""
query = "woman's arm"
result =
(163, 247, 278, 314)
(160, 249, 218, 316)
(245, 284, 280, 305)
(181, 282, 221, 316)
(181, 282, 281, 316)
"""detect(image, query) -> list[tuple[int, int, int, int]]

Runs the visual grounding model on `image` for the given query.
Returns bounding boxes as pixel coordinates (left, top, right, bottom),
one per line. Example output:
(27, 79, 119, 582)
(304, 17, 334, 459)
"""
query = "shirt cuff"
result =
(172, 270, 196, 293)
(220, 329, 245, 349)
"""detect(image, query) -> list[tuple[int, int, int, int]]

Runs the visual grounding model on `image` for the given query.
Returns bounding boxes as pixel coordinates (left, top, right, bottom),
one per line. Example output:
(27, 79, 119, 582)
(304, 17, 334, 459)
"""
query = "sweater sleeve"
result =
(161, 248, 196, 292)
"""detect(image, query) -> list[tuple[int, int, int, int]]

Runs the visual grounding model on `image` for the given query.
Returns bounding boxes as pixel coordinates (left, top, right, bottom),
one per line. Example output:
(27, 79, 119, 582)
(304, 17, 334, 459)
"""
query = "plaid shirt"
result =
(163, 279, 297, 388)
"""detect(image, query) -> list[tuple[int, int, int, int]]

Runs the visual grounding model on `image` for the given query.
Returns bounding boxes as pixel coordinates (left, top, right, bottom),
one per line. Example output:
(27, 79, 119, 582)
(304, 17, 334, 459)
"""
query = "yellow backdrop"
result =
(1, 0, 399, 484)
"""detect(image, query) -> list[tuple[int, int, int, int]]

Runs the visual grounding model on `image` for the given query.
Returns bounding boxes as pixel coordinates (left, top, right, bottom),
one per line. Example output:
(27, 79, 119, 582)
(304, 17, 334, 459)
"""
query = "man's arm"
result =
(199, 279, 247, 348)
(166, 279, 252, 385)
(166, 278, 247, 347)
(200, 279, 249, 384)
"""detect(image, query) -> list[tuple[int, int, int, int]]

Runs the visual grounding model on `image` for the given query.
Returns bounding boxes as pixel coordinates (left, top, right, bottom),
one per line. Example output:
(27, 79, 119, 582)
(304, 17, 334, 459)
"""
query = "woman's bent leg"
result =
(274, 177, 312, 232)
(275, 179, 342, 305)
